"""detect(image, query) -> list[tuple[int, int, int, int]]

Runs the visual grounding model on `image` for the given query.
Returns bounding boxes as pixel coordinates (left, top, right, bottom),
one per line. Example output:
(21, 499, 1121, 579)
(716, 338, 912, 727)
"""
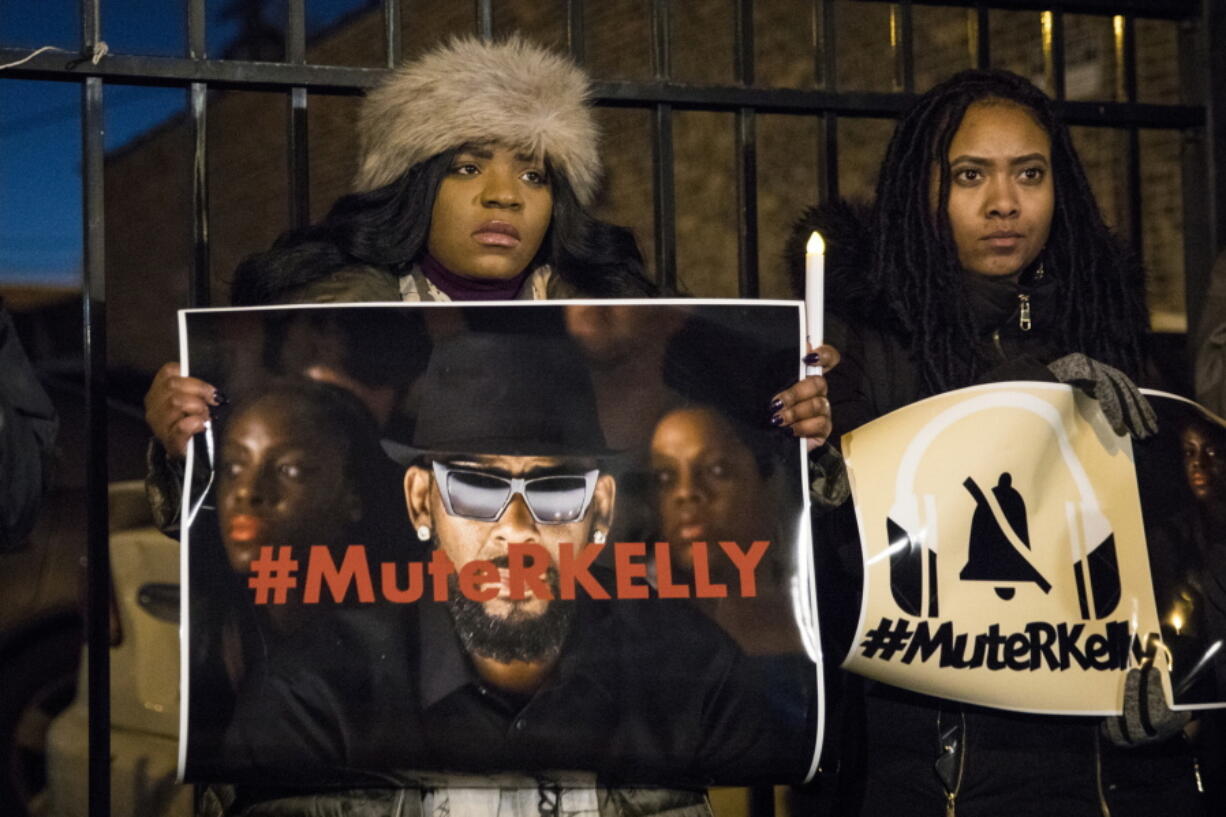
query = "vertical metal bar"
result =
(975, 4, 990, 69)
(821, 111, 839, 204)
(566, 0, 585, 64)
(820, 0, 836, 91)
(1190, 0, 1226, 340)
(652, 0, 671, 81)
(477, 0, 494, 40)
(735, 0, 758, 298)
(287, 0, 306, 63)
(188, 0, 210, 306)
(817, 0, 837, 204)
(1208, 0, 1226, 262)
(187, 0, 205, 58)
(83, 71, 111, 817)
(735, 0, 753, 86)
(1123, 16, 1142, 258)
(1127, 126, 1143, 267)
(896, 1, 914, 94)
(1051, 11, 1066, 101)
(1183, 126, 1211, 342)
(651, 0, 675, 290)
(652, 106, 677, 292)
(287, 0, 309, 228)
(1122, 14, 1139, 103)
(80, 1, 110, 815)
(189, 85, 211, 307)
(288, 88, 311, 228)
(966, 7, 978, 69)
(385, 0, 403, 67)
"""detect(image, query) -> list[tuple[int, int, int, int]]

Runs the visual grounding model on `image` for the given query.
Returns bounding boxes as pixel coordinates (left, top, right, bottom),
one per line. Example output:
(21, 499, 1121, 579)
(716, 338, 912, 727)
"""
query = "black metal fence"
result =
(1, 1, 1221, 814)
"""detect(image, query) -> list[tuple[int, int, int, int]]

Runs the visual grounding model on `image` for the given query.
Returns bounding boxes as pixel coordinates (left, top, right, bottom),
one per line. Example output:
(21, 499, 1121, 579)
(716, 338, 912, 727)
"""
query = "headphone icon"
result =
(879, 389, 1122, 621)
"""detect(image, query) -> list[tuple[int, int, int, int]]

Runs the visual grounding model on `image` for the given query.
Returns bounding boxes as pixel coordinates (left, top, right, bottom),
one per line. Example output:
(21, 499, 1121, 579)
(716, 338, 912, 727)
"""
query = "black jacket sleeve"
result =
(0, 306, 57, 552)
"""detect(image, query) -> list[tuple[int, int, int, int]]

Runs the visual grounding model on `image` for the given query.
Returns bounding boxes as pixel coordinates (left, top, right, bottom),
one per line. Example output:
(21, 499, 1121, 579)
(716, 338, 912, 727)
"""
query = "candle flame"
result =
(1171, 611, 1184, 635)
(806, 231, 825, 255)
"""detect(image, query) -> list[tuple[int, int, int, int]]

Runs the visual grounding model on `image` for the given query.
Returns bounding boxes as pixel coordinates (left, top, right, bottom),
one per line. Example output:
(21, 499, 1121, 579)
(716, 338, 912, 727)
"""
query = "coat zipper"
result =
(990, 289, 1034, 359)
(1018, 294, 1032, 331)
(944, 709, 968, 817)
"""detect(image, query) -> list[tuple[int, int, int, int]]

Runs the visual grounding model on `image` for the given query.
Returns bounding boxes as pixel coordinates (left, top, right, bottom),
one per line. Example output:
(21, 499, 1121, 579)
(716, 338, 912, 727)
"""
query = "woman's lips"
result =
(983, 231, 1024, 250)
(472, 220, 521, 248)
(227, 514, 265, 544)
(677, 523, 706, 541)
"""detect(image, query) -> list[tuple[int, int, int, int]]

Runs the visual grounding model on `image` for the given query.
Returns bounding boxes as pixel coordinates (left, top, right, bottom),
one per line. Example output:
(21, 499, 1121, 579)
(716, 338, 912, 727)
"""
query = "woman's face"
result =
(650, 408, 769, 571)
(1182, 424, 1226, 503)
(427, 143, 554, 281)
(218, 397, 358, 573)
(935, 100, 1054, 278)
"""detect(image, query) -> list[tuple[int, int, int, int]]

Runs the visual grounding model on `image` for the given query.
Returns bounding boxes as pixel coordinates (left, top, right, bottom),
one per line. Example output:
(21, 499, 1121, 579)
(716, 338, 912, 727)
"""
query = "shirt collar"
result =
(418, 597, 477, 709)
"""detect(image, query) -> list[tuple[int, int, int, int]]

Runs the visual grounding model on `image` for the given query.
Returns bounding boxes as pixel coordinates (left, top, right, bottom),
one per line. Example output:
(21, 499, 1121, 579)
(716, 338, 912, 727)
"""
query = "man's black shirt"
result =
(215, 571, 817, 787)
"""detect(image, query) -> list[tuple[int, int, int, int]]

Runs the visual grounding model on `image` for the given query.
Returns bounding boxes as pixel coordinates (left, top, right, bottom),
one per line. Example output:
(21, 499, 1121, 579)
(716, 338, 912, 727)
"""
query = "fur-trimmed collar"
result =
(784, 199, 896, 330)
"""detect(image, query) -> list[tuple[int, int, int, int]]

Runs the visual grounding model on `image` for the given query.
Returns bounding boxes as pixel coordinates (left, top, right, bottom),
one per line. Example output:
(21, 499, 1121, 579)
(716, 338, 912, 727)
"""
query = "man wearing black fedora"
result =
(219, 330, 815, 787)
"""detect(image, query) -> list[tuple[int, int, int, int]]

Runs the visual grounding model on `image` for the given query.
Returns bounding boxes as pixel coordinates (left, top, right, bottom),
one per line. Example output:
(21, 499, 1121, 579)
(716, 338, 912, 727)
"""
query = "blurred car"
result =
(44, 481, 191, 817)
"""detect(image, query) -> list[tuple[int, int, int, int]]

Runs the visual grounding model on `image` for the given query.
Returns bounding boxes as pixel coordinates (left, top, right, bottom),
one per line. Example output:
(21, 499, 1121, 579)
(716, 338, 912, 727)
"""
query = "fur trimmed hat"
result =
(354, 35, 602, 205)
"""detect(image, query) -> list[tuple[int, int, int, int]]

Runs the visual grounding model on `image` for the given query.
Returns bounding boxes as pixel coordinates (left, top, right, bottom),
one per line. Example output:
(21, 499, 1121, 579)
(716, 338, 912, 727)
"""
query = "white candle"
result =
(805, 231, 825, 376)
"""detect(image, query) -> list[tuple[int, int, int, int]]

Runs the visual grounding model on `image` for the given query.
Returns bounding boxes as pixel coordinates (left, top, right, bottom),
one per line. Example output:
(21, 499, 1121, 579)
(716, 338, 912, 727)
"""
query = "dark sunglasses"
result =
(432, 461, 599, 524)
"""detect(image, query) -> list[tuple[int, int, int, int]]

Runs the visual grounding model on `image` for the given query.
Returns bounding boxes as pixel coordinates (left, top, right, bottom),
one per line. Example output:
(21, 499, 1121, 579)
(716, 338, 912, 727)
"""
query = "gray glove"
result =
(1048, 353, 1158, 440)
(809, 444, 850, 510)
(1102, 665, 1190, 747)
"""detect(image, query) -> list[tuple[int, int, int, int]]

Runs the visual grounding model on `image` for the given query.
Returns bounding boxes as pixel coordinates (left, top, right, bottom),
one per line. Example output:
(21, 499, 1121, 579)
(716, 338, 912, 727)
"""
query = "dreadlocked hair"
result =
(867, 68, 1149, 393)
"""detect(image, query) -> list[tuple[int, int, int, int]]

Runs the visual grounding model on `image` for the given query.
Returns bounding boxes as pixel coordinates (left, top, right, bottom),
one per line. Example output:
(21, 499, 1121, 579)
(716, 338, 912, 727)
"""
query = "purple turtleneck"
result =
(420, 253, 530, 301)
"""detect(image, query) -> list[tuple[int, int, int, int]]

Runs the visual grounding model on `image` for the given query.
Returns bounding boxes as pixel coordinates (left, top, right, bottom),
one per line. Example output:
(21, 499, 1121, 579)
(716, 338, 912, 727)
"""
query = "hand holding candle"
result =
(805, 231, 825, 376)
(769, 228, 838, 451)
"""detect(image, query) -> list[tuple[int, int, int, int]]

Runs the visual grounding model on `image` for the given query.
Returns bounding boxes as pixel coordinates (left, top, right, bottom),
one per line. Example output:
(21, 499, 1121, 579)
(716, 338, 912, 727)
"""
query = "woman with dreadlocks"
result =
(778, 69, 1204, 815)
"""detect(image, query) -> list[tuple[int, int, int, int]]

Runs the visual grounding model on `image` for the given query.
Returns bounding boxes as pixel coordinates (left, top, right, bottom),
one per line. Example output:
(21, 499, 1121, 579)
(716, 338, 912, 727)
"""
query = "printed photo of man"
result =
(213, 329, 816, 786)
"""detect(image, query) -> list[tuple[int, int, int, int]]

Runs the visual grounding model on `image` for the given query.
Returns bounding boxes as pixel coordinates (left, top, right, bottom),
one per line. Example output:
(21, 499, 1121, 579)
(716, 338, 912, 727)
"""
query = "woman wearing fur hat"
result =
(145, 34, 834, 817)
(146, 33, 832, 524)
(229, 33, 656, 307)
(144, 34, 658, 507)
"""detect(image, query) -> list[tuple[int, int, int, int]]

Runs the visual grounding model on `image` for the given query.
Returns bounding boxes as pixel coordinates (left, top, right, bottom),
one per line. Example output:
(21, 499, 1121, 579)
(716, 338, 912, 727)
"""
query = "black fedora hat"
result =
(391, 331, 614, 459)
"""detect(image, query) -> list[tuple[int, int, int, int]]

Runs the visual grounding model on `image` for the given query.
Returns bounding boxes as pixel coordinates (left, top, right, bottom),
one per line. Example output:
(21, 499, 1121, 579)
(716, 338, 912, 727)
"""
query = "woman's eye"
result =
(705, 462, 728, 479)
(1019, 167, 1045, 183)
(653, 469, 676, 488)
(953, 168, 981, 184)
(224, 461, 243, 477)
(278, 462, 303, 480)
(521, 169, 548, 186)
(451, 162, 479, 176)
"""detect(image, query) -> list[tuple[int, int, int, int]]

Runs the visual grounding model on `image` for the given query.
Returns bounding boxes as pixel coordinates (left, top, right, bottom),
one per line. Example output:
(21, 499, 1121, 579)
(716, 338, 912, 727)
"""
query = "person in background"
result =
(186, 379, 405, 772)
(0, 301, 57, 553)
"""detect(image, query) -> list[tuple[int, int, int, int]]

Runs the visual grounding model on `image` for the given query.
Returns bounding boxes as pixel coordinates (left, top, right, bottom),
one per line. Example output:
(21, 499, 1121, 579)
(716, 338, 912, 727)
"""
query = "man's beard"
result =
(445, 561, 575, 664)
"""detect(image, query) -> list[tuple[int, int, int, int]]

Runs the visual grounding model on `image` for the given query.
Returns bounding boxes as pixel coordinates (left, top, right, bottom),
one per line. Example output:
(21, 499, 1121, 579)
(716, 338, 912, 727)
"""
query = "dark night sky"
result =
(0, 0, 371, 287)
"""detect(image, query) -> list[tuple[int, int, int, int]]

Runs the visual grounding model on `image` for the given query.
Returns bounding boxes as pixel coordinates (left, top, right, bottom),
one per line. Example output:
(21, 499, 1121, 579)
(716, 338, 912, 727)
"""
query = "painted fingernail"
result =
(770, 398, 784, 411)
(803, 352, 821, 366)
(770, 413, 785, 427)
